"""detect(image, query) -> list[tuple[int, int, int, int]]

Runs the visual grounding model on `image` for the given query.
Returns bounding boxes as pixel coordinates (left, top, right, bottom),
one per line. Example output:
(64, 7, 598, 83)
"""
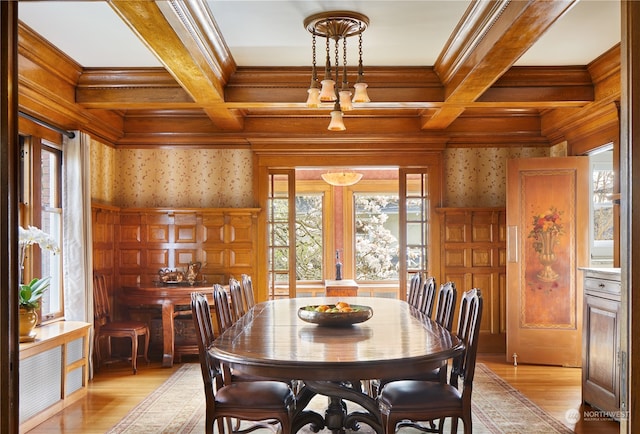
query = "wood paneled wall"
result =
(92, 204, 259, 316)
(436, 207, 507, 353)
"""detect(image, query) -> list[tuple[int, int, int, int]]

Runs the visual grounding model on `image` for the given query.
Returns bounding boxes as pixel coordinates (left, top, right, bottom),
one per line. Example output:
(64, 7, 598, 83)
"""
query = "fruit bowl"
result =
(297, 303, 373, 327)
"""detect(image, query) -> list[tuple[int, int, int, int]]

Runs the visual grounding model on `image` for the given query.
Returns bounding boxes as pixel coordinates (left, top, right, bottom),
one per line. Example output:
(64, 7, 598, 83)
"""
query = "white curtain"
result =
(62, 131, 93, 323)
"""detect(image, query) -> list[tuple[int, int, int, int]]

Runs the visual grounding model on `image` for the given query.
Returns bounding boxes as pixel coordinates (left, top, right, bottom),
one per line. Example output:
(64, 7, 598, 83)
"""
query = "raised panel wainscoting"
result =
(92, 205, 259, 290)
(436, 207, 506, 353)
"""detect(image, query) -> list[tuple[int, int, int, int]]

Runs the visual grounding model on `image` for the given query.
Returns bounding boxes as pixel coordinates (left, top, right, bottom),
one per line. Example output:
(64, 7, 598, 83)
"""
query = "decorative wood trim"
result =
(15, 3, 619, 149)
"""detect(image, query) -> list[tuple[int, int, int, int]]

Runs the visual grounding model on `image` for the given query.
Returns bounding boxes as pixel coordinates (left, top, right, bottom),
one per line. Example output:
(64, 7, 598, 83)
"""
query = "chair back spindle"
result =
(434, 281, 457, 331)
(240, 274, 256, 309)
(229, 278, 246, 321)
(407, 272, 423, 308)
(418, 276, 437, 317)
(212, 284, 234, 333)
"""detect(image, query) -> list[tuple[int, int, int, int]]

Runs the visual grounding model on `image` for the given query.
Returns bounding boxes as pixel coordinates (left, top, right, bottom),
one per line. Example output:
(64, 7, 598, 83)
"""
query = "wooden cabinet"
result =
(19, 321, 91, 433)
(435, 208, 506, 353)
(581, 267, 621, 416)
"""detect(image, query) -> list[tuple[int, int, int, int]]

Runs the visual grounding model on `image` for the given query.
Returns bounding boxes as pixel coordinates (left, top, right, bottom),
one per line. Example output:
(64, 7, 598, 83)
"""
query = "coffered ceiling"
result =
(17, 1, 622, 146)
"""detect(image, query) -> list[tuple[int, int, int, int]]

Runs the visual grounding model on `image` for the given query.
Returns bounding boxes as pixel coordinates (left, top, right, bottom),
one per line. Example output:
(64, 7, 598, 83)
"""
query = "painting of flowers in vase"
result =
(520, 170, 576, 329)
(528, 207, 563, 283)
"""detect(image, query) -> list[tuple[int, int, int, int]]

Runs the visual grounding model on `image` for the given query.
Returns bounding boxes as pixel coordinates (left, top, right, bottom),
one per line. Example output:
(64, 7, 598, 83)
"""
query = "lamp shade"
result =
(319, 79, 337, 101)
(339, 90, 354, 111)
(352, 82, 370, 103)
(306, 87, 321, 108)
(328, 110, 346, 131)
(321, 171, 363, 186)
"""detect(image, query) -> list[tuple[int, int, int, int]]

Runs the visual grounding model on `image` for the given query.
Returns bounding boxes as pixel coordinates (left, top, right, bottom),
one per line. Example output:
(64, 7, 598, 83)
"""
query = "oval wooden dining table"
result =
(209, 296, 463, 434)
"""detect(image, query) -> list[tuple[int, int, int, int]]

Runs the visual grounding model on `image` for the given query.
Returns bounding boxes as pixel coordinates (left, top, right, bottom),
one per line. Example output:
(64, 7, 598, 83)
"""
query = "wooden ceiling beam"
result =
(75, 65, 593, 110)
(425, 0, 579, 129)
(108, 0, 243, 130)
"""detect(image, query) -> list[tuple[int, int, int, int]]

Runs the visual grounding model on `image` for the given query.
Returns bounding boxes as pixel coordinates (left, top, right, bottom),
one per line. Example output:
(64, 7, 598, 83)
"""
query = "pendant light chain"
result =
(325, 35, 332, 81)
(342, 37, 348, 90)
(334, 37, 340, 99)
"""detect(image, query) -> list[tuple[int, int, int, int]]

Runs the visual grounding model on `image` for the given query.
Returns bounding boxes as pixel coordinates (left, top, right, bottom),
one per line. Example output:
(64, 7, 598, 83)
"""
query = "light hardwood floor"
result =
(27, 354, 620, 433)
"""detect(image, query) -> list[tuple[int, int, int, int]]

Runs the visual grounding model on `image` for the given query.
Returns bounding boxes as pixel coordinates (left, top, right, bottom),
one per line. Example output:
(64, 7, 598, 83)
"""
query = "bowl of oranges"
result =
(298, 301, 373, 326)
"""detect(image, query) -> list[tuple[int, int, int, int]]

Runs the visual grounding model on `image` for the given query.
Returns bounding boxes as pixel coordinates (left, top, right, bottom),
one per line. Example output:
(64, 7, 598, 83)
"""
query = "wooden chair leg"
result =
(143, 329, 150, 363)
(131, 333, 139, 374)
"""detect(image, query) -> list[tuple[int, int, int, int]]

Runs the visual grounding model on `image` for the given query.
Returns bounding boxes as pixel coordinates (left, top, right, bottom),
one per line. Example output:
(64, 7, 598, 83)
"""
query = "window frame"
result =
(589, 148, 615, 265)
(19, 136, 64, 322)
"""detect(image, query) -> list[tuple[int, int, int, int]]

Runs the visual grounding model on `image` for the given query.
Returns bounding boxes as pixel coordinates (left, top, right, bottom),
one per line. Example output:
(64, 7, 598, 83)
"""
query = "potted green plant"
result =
(19, 276, 52, 310)
(18, 277, 51, 342)
(18, 225, 60, 342)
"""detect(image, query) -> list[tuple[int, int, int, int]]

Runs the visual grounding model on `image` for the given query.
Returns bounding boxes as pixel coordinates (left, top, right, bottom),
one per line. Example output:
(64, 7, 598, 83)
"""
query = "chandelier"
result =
(304, 11, 371, 131)
(321, 170, 363, 186)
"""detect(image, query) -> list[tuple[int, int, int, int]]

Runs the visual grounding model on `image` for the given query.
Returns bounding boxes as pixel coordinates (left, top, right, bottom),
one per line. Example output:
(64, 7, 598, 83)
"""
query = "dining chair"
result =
(418, 276, 437, 317)
(240, 274, 256, 310)
(431, 281, 458, 383)
(190, 292, 295, 434)
(435, 281, 457, 331)
(212, 284, 234, 334)
(228, 277, 246, 321)
(378, 288, 483, 434)
(92, 273, 150, 374)
(407, 272, 423, 309)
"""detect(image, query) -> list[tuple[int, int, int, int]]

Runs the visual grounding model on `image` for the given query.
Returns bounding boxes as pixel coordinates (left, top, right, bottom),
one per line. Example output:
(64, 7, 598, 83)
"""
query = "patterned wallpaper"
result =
(90, 141, 254, 208)
(443, 147, 549, 207)
(90, 137, 116, 204)
(91, 140, 553, 209)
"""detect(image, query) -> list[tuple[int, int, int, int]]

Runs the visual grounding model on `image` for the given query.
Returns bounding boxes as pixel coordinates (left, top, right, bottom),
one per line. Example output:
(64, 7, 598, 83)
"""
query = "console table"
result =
(325, 279, 359, 297)
(119, 284, 214, 367)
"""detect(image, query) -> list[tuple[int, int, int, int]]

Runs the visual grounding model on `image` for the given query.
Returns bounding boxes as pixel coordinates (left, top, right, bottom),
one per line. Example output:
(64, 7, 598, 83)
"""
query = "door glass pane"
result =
(295, 194, 323, 280)
(404, 173, 429, 273)
(268, 173, 291, 299)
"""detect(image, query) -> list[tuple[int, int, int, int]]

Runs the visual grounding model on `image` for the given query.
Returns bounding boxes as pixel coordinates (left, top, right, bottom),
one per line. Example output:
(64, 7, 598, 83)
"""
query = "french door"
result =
(265, 167, 435, 300)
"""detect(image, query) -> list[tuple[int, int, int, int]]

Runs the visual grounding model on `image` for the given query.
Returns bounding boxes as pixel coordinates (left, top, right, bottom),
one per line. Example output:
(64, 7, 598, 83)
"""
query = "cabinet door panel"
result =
(583, 291, 620, 413)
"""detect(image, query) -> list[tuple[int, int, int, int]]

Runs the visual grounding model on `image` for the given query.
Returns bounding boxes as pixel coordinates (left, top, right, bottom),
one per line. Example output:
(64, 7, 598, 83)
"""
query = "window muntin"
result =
(267, 172, 294, 299)
(404, 172, 429, 273)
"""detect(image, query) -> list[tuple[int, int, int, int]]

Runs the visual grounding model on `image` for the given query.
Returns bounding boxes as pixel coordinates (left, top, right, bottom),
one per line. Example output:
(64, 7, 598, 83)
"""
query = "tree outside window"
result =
(354, 194, 399, 281)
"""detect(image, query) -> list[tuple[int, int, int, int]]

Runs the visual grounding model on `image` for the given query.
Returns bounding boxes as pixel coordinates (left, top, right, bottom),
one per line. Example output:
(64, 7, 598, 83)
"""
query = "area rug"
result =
(107, 363, 573, 434)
